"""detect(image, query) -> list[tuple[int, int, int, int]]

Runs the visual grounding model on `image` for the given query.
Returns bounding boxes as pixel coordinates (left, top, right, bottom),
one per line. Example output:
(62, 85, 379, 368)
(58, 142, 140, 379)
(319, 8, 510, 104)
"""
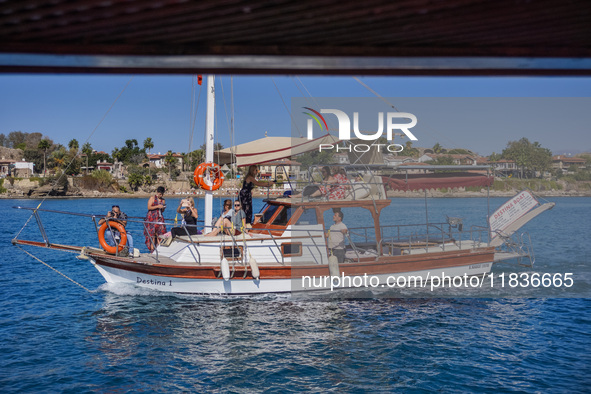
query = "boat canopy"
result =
(219, 134, 339, 167)
(382, 171, 493, 191)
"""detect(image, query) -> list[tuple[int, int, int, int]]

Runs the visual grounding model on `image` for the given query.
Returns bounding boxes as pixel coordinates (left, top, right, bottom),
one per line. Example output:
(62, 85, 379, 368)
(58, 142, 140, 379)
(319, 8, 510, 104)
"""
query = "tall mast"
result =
(204, 75, 215, 230)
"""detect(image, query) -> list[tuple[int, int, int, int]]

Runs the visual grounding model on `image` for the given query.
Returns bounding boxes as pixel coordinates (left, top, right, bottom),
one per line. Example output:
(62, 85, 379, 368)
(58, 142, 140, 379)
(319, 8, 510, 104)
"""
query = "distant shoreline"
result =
(2, 189, 590, 200)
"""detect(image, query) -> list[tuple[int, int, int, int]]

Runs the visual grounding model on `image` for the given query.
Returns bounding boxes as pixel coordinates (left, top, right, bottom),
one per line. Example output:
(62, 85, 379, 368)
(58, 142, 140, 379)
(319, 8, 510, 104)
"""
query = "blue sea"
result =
(1, 196, 590, 392)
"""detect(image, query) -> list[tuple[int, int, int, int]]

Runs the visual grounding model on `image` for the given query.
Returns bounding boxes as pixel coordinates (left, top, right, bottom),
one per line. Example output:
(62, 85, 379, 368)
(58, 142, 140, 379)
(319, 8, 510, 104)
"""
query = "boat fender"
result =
(221, 258, 231, 281)
(98, 221, 127, 255)
(249, 256, 260, 279)
(328, 255, 340, 277)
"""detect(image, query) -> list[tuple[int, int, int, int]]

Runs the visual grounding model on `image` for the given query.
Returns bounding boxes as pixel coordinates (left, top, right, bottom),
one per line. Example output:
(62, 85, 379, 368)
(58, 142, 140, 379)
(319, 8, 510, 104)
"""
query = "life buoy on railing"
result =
(98, 221, 127, 254)
(193, 162, 225, 191)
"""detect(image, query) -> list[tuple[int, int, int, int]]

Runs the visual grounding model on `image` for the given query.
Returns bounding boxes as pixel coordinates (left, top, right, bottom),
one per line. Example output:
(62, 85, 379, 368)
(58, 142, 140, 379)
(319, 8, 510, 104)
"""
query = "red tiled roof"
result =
(553, 155, 585, 163)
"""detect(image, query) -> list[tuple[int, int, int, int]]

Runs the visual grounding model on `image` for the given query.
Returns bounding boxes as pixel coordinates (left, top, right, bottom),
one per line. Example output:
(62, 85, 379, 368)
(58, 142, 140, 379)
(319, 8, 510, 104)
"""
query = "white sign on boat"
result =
(489, 190, 539, 238)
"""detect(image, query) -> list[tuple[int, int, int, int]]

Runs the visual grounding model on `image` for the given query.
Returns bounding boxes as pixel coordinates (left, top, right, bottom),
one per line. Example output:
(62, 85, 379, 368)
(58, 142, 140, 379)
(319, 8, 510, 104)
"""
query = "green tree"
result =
(187, 148, 205, 169)
(128, 172, 144, 191)
(143, 137, 154, 176)
(431, 155, 455, 165)
(502, 138, 552, 178)
(24, 132, 44, 149)
(404, 141, 419, 157)
(112, 139, 145, 164)
(164, 150, 178, 180)
(81, 142, 93, 174)
(447, 148, 472, 155)
(432, 142, 444, 154)
(68, 138, 79, 154)
(488, 152, 502, 162)
(143, 137, 154, 155)
(23, 148, 44, 173)
(38, 139, 51, 177)
(502, 138, 530, 178)
(50, 146, 68, 171)
(111, 147, 122, 163)
(529, 142, 552, 176)
(8, 131, 26, 149)
(296, 150, 334, 170)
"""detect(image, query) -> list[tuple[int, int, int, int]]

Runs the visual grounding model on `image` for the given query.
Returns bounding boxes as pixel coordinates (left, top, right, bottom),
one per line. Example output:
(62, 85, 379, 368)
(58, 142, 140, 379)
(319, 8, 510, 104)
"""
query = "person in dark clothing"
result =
(239, 165, 274, 224)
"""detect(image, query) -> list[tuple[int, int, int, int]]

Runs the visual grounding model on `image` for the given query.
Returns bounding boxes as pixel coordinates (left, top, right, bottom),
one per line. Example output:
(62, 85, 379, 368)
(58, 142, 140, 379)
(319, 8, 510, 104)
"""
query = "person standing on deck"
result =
(327, 210, 348, 264)
(239, 165, 274, 225)
(144, 186, 167, 251)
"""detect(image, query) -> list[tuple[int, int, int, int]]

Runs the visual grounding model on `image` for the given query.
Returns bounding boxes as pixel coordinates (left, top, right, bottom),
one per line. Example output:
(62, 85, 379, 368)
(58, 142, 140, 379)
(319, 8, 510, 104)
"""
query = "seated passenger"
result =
(211, 199, 232, 229)
(98, 205, 134, 251)
(205, 200, 246, 237)
(292, 166, 348, 200)
(171, 197, 200, 237)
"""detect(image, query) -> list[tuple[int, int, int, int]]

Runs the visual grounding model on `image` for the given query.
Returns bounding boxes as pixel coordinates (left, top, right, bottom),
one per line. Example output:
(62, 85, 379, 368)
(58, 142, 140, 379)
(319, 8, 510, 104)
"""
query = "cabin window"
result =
(296, 208, 318, 225)
(272, 207, 292, 226)
(260, 204, 279, 224)
(221, 246, 243, 261)
(281, 242, 302, 257)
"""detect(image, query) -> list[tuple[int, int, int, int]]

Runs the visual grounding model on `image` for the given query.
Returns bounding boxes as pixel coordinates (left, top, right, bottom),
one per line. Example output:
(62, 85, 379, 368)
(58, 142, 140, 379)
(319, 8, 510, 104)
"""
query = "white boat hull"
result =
(91, 257, 493, 295)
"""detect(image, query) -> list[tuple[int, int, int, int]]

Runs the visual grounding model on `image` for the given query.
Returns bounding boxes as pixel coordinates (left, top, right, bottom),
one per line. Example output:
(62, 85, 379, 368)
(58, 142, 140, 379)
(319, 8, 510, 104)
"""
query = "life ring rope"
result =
(98, 221, 128, 254)
(193, 162, 225, 191)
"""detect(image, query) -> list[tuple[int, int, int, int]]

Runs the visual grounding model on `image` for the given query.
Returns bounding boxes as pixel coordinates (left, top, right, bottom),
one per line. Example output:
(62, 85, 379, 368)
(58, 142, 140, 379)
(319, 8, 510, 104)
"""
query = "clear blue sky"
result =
(1, 74, 590, 156)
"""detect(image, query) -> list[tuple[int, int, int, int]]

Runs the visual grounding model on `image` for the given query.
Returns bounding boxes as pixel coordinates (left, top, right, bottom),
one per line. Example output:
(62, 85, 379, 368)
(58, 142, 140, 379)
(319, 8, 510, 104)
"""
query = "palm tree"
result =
(81, 142, 93, 175)
(164, 150, 177, 180)
(432, 142, 443, 154)
(38, 139, 51, 177)
(51, 147, 68, 170)
(68, 138, 79, 154)
(404, 141, 419, 158)
(143, 137, 154, 154)
(144, 137, 154, 177)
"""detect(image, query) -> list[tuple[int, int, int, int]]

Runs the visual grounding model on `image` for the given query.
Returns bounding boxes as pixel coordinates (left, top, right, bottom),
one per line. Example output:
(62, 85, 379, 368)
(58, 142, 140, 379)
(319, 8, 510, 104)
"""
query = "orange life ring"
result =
(193, 162, 225, 191)
(98, 221, 128, 254)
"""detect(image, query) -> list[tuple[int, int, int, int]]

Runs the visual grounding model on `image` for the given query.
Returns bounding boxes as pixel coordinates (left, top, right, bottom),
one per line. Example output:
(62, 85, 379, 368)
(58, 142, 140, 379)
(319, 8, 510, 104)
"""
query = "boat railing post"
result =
(143, 220, 159, 262)
(345, 232, 361, 263)
(266, 228, 284, 265)
(180, 224, 201, 263)
(306, 228, 324, 265)
(91, 215, 100, 239)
